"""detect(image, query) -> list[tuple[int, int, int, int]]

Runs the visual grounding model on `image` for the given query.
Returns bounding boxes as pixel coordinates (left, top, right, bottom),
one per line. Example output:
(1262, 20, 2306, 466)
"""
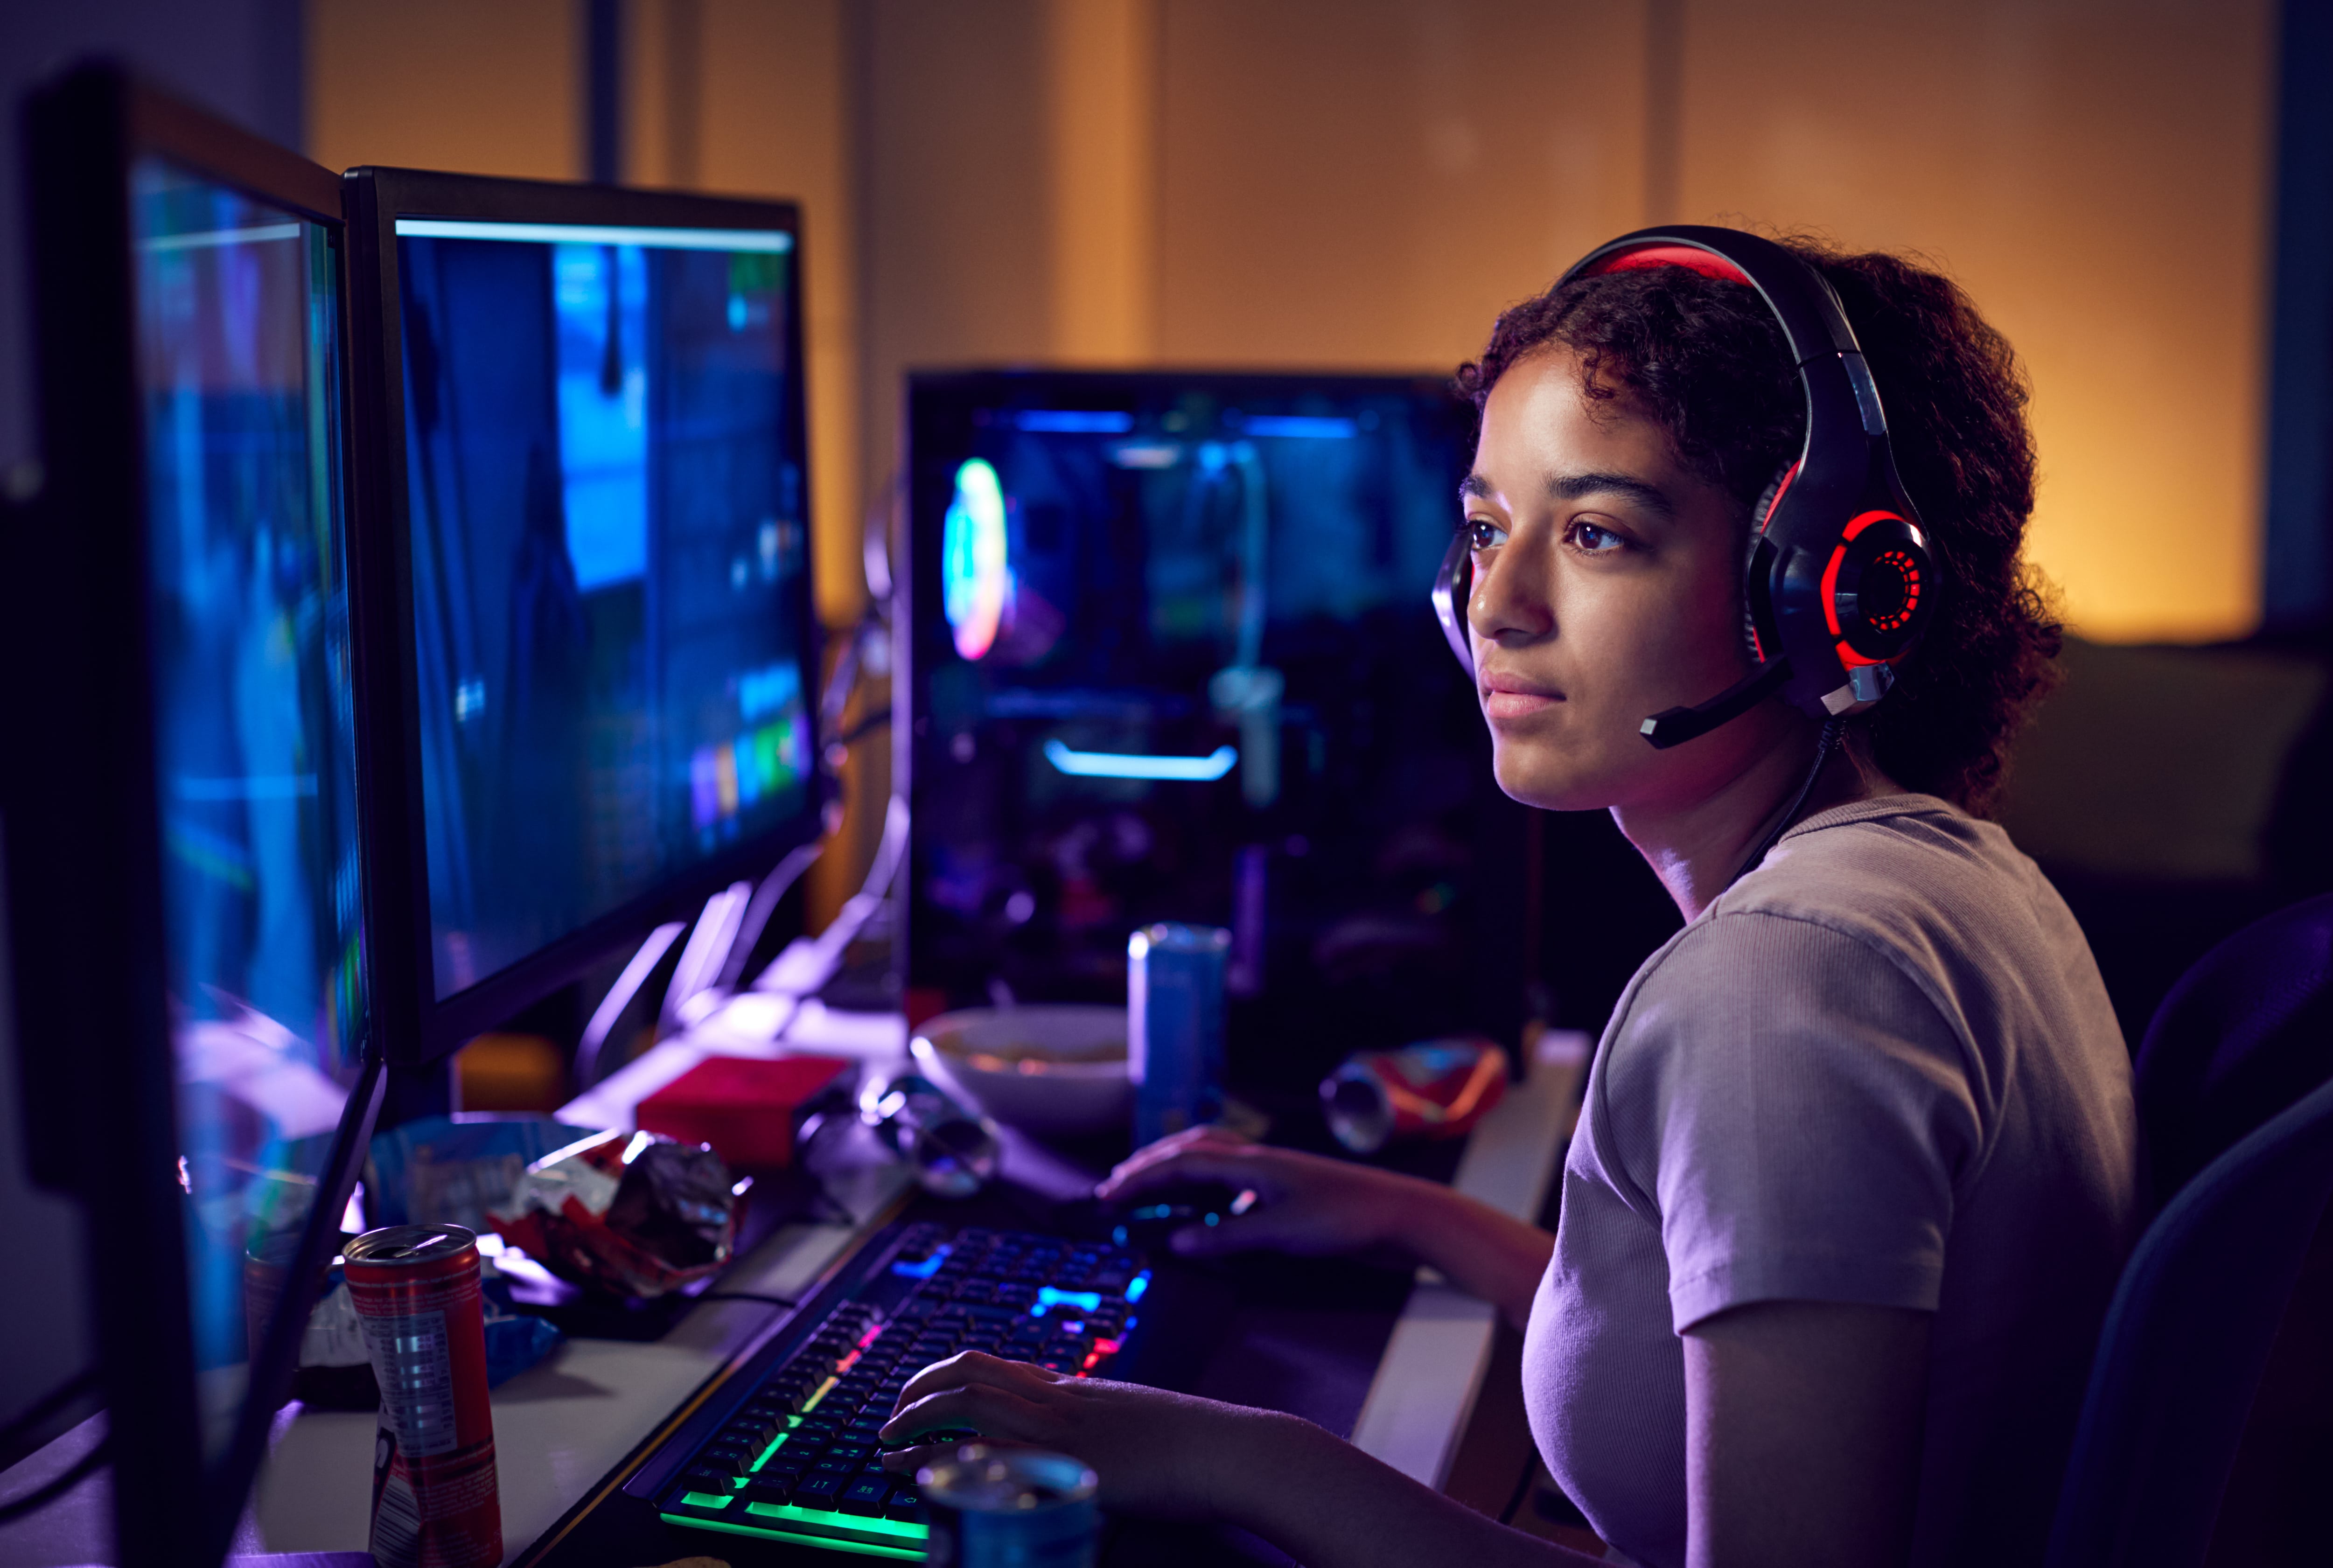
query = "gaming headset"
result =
(1432, 225, 1938, 749)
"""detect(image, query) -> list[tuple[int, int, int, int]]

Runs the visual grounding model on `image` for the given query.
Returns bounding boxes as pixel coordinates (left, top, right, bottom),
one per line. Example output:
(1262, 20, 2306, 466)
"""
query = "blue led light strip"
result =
(1043, 739, 1236, 782)
(1013, 410, 1133, 433)
(1242, 414, 1357, 439)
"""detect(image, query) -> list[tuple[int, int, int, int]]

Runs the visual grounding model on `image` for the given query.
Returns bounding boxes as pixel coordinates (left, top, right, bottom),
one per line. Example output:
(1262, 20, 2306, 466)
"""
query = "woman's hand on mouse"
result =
(877, 1350, 1298, 1519)
(1098, 1125, 1558, 1328)
(1095, 1125, 1434, 1260)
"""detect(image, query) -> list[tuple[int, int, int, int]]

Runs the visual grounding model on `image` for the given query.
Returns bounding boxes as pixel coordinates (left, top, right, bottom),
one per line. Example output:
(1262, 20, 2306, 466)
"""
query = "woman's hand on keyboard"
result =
(1095, 1126, 1433, 1261)
(876, 1349, 1290, 1518)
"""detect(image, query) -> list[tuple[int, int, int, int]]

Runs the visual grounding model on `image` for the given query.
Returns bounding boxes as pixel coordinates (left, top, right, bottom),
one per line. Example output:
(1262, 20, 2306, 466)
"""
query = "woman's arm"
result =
(1215, 1412, 1603, 1568)
(1098, 1127, 1555, 1328)
(879, 1353, 1600, 1567)
(1684, 1301, 1931, 1568)
(881, 1302, 1931, 1568)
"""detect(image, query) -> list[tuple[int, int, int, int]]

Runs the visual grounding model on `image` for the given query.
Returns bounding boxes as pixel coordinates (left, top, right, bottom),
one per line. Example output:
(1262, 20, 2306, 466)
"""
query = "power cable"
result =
(0, 1435, 109, 1525)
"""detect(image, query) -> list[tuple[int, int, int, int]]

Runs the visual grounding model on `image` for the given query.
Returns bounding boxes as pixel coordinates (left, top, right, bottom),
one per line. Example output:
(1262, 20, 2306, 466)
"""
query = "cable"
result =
(1725, 718, 1844, 892)
(831, 706, 891, 749)
(0, 1436, 109, 1525)
(692, 1292, 799, 1309)
(0, 1368, 98, 1455)
(1498, 1455, 1540, 1527)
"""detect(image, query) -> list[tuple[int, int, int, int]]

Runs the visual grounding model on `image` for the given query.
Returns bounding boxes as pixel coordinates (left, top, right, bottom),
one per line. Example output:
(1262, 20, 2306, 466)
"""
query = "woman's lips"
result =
(1480, 680, 1560, 720)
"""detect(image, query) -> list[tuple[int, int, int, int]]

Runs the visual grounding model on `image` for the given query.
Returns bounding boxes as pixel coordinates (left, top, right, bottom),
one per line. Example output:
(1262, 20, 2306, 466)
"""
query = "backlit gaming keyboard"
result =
(654, 1220, 1153, 1559)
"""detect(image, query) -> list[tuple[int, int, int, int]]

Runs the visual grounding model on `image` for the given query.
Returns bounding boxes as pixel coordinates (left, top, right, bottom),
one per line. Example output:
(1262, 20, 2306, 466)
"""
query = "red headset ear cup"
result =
(1828, 516, 1935, 662)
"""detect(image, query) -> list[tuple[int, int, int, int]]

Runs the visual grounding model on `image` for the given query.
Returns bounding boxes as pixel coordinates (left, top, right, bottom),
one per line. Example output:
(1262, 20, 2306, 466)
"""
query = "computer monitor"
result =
(5, 64, 381, 1568)
(902, 371, 1530, 1098)
(342, 170, 823, 1064)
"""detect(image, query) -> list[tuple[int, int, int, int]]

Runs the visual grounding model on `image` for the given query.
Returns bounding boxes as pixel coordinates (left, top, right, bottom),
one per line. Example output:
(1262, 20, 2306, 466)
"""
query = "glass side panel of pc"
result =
(391, 218, 815, 1000)
(132, 155, 365, 1455)
(907, 374, 1522, 1091)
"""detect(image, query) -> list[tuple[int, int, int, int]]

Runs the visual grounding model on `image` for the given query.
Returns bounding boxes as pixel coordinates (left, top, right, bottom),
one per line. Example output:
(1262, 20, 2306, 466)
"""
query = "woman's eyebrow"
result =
(1549, 470, 1674, 518)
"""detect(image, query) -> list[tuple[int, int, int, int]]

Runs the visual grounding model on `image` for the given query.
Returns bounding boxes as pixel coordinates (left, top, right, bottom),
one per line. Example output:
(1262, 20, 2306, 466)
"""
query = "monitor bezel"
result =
(9, 61, 381, 1568)
(342, 167, 824, 1066)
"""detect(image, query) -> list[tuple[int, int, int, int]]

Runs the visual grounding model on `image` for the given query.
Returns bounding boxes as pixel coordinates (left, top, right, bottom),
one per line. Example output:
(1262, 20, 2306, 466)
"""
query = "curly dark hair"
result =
(1454, 239, 2061, 816)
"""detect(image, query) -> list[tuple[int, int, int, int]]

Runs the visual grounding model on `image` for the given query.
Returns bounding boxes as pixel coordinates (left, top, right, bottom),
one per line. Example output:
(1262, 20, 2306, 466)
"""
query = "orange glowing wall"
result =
(309, 0, 2278, 647)
(1139, 0, 2274, 643)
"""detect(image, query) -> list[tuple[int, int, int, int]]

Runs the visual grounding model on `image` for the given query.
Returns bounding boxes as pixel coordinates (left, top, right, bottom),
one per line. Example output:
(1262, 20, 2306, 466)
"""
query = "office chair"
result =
(2045, 892, 2333, 1568)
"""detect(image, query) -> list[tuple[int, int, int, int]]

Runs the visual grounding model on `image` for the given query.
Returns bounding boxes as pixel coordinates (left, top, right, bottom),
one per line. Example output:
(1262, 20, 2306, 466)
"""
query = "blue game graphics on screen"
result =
(133, 157, 365, 1433)
(908, 375, 1520, 1083)
(394, 220, 813, 999)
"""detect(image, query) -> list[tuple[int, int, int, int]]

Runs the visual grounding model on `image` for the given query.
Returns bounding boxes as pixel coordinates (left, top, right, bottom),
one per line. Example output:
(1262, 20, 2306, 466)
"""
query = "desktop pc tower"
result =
(900, 372, 1537, 1102)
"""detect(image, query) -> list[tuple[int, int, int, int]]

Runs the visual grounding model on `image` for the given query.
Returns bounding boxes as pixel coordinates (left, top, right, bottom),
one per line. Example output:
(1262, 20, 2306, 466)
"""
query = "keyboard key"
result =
(792, 1474, 844, 1510)
(840, 1477, 892, 1516)
(727, 1418, 777, 1450)
(659, 1221, 1150, 1523)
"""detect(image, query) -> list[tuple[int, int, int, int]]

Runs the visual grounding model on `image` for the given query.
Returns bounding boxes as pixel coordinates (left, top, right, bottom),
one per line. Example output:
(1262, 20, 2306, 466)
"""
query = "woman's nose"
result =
(1467, 531, 1553, 649)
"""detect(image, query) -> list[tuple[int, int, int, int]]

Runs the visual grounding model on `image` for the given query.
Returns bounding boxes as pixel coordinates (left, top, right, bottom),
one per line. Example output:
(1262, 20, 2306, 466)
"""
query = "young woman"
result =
(880, 235, 2141, 1568)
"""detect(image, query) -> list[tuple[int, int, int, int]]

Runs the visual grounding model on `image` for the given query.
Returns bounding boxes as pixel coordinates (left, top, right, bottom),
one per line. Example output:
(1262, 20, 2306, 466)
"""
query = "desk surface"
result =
(0, 1003, 1581, 1567)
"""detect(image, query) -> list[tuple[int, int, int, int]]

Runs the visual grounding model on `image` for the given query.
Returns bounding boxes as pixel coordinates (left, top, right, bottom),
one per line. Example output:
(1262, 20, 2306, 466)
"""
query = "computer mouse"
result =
(1104, 1181, 1254, 1252)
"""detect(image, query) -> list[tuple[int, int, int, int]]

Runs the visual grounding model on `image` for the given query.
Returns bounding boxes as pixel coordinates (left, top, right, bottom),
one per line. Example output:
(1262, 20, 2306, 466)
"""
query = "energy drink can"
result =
(343, 1224, 502, 1568)
(1127, 923, 1229, 1146)
(917, 1445, 1100, 1568)
(1321, 1037, 1510, 1154)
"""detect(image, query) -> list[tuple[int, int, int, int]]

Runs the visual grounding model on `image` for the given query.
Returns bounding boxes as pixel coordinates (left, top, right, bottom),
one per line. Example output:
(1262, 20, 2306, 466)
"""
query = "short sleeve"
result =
(1591, 910, 1987, 1332)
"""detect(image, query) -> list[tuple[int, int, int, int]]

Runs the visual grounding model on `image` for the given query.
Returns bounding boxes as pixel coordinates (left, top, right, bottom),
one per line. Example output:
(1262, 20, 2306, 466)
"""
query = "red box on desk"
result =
(636, 1054, 850, 1169)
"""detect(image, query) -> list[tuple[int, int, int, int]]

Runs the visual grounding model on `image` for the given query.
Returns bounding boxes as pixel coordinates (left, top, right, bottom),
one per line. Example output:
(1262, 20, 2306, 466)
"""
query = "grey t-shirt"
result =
(1523, 795, 2139, 1568)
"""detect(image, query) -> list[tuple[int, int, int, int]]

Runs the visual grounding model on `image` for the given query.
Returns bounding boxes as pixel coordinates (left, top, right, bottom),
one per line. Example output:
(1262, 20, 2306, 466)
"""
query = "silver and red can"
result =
(917, 1445, 1100, 1568)
(344, 1224, 502, 1568)
(1321, 1037, 1510, 1153)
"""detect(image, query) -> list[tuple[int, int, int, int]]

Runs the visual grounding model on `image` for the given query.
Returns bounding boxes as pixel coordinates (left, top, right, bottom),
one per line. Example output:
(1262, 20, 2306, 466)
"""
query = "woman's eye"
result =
(1465, 518, 1506, 552)
(1568, 521, 1625, 554)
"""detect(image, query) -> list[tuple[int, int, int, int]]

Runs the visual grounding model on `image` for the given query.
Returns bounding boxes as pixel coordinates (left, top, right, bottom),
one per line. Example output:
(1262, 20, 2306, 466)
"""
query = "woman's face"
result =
(1463, 345, 1804, 813)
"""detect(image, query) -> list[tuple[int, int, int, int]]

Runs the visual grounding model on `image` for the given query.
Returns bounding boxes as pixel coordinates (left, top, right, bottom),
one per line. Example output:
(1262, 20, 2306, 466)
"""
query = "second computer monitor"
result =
(904, 372, 1526, 1093)
(347, 173, 822, 1060)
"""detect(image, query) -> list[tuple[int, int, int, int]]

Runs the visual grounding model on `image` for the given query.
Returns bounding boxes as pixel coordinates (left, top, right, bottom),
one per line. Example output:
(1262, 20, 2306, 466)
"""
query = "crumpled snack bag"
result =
(367, 1114, 596, 1232)
(489, 1129, 748, 1297)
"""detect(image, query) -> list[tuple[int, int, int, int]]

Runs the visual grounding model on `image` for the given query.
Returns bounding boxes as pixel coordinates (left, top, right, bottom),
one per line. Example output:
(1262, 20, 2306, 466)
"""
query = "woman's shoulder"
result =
(1702, 791, 2079, 986)
(1600, 789, 2122, 1121)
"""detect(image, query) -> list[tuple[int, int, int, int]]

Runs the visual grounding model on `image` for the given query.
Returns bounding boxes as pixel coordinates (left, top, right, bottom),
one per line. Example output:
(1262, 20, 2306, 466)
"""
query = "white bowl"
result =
(909, 1004, 1131, 1138)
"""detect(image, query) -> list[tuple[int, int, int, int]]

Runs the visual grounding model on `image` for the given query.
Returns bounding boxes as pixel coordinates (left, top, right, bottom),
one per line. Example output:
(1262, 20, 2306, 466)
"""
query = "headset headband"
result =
(1433, 225, 1938, 746)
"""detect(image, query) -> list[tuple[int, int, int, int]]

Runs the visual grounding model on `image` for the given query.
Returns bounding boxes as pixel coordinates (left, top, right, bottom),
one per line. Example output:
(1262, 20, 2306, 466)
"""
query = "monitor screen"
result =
(906, 373, 1525, 1093)
(133, 155, 365, 1455)
(391, 217, 815, 1001)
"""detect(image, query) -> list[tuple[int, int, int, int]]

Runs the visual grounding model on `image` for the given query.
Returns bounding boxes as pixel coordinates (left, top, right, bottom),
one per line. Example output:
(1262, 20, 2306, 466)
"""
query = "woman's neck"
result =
(1613, 729, 1898, 922)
